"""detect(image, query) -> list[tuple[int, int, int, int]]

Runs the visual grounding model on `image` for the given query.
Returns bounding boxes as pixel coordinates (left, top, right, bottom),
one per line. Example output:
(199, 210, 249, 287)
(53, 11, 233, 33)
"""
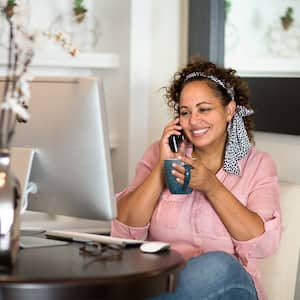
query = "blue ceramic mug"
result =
(164, 158, 193, 194)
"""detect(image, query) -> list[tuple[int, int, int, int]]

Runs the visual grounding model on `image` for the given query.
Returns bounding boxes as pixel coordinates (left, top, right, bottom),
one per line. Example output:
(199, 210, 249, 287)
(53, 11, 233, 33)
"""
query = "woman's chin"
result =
(190, 138, 209, 149)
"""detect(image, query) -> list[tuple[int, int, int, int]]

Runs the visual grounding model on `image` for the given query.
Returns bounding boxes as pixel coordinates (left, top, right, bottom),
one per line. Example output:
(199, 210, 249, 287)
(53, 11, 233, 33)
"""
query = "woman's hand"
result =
(159, 118, 185, 161)
(171, 156, 219, 195)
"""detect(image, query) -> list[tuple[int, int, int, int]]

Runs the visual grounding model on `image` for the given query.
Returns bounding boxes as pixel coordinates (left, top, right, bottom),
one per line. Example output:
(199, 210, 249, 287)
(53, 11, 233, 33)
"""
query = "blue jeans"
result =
(148, 251, 258, 300)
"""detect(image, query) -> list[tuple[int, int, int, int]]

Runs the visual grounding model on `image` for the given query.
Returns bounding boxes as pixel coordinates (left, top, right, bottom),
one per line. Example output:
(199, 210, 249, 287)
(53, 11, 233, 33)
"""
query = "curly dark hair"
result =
(164, 57, 255, 144)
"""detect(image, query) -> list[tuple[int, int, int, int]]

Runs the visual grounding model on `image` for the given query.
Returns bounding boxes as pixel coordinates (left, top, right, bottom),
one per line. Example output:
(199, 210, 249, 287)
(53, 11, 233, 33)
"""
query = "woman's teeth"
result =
(192, 128, 209, 136)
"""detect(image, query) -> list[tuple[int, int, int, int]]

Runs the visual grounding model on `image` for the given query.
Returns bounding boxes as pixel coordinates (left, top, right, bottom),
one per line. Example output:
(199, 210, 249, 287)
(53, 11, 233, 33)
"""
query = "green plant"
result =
(285, 7, 293, 20)
(281, 7, 294, 30)
(3, 0, 17, 18)
(224, 0, 231, 20)
(73, 0, 87, 23)
(73, 0, 87, 15)
(7, 0, 16, 5)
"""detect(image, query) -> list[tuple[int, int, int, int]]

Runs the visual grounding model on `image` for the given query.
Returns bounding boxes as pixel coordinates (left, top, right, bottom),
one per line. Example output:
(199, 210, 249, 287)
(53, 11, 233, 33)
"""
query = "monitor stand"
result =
(19, 235, 68, 249)
(11, 147, 111, 248)
(19, 211, 111, 248)
(10, 147, 36, 213)
(20, 211, 111, 234)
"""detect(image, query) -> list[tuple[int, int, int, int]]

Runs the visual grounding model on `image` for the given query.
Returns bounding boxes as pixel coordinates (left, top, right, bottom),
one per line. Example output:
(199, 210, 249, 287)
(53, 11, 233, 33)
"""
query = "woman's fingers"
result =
(171, 165, 185, 183)
(159, 118, 183, 160)
(177, 155, 194, 167)
(162, 118, 182, 137)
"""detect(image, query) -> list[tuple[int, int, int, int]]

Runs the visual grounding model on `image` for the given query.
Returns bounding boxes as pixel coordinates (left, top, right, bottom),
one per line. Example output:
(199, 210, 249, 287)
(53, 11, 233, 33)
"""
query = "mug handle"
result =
(182, 165, 191, 190)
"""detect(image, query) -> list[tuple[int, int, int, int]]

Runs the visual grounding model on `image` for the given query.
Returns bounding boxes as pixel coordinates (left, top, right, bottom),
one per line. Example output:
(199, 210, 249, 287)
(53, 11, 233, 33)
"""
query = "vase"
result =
(0, 150, 21, 269)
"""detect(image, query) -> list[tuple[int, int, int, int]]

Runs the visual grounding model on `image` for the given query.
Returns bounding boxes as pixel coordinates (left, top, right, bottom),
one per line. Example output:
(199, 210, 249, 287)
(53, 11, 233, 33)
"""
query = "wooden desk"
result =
(0, 242, 185, 300)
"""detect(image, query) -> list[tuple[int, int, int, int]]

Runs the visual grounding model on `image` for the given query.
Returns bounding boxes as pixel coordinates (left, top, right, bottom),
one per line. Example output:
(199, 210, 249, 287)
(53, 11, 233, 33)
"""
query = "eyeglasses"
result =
(79, 242, 123, 268)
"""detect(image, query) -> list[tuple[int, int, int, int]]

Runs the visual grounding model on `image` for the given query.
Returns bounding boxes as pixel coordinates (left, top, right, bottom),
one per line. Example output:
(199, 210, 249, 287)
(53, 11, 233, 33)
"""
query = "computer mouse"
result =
(140, 241, 170, 253)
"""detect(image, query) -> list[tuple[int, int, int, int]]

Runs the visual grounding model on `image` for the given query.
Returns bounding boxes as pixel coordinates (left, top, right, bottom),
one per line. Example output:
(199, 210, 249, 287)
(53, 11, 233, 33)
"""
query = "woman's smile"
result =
(191, 126, 210, 137)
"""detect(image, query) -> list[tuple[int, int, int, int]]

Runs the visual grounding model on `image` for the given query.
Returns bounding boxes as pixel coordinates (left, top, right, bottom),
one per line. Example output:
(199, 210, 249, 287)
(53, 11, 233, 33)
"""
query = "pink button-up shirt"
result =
(111, 142, 282, 300)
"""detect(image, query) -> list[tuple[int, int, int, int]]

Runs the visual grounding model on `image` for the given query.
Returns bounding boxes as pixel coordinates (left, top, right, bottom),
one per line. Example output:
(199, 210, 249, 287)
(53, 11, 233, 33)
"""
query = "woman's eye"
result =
(180, 111, 189, 116)
(199, 107, 211, 113)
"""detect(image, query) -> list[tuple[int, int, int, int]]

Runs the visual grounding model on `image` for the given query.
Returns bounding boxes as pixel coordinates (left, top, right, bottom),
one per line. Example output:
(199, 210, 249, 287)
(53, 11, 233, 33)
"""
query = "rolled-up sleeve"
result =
(233, 153, 282, 264)
(110, 142, 160, 240)
(111, 218, 149, 240)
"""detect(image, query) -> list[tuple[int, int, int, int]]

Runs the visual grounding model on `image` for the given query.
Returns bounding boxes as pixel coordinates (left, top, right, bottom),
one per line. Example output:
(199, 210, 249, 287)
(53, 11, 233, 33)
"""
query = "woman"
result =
(111, 58, 282, 300)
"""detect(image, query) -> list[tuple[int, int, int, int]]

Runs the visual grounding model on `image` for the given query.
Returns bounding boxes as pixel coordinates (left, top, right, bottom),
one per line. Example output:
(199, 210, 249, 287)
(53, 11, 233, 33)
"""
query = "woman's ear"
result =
(226, 100, 236, 122)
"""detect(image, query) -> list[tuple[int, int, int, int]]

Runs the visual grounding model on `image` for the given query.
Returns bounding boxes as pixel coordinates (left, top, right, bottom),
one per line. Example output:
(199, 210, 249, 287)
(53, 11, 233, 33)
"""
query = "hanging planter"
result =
(73, 0, 87, 23)
(3, 0, 17, 18)
(281, 7, 294, 30)
(50, 0, 101, 52)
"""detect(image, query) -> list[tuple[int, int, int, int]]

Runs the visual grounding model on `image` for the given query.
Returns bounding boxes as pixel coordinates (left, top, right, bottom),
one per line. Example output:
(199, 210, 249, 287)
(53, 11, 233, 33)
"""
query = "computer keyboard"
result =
(45, 230, 145, 247)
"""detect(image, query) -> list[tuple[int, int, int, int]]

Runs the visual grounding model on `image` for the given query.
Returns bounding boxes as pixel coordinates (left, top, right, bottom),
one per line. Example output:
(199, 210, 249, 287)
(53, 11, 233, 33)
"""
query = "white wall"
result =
(92, 0, 131, 192)
(128, 0, 152, 184)
(0, 0, 187, 192)
(255, 131, 300, 184)
(148, 0, 188, 145)
(128, 0, 187, 182)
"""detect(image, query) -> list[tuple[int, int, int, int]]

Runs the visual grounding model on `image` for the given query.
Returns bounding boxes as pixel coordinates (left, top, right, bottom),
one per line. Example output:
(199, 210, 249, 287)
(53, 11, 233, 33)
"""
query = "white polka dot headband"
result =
(184, 71, 235, 101)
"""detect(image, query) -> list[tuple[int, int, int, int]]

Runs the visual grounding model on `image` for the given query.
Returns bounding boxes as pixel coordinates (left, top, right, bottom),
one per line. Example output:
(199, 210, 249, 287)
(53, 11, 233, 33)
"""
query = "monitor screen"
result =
(0, 76, 117, 222)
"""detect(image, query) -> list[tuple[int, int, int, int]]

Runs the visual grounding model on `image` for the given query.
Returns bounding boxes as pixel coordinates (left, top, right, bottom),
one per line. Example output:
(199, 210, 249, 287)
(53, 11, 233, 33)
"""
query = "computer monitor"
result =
(0, 76, 117, 223)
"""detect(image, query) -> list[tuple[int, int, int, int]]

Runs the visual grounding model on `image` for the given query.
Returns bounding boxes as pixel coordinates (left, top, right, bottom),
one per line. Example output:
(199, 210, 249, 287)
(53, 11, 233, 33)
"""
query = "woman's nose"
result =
(189, 111, 200, 125)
